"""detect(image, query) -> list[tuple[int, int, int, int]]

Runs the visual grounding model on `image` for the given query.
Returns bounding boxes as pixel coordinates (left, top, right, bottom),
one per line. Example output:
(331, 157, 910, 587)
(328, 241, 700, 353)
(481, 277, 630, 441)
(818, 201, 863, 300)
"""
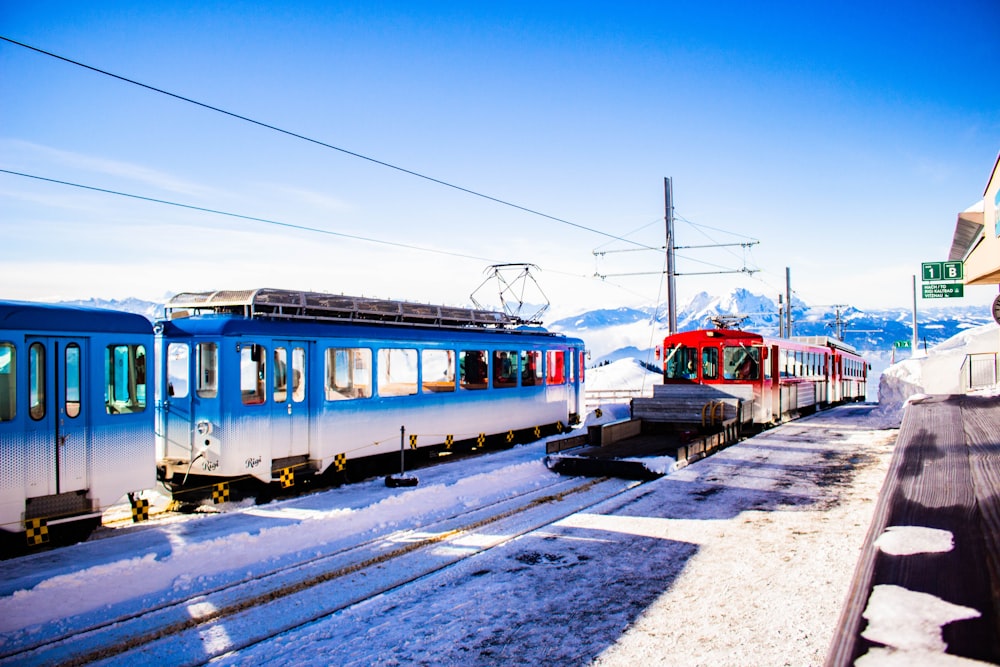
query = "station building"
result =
(949, 151, 1000, 356)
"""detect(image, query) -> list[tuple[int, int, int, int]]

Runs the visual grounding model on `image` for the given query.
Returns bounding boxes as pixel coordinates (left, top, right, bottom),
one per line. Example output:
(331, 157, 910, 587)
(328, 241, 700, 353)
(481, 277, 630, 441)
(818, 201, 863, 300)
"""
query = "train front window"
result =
(0, 343, 14, 421)
(65, 343, 81, 418)
(105, 344, 147, 414)
(240, 344, 267, 405)
(292, 347, 305, 403)
(167, 343, 189, 398)
(460, 350, 488, 390)
(701, 347, 718, 380)
(273, 347, 288, 402)
(325, 348, 372, 400)
(196, 343, 217, 398)
(723, 345, 760, 381)
(664, 345, 698, 380)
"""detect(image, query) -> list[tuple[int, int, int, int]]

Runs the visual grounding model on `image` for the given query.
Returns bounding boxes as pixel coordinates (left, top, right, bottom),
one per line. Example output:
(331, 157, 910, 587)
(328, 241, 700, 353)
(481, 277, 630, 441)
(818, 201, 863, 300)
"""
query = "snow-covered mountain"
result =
(548, 287, 994, 363)
(56, 296, 167, 322)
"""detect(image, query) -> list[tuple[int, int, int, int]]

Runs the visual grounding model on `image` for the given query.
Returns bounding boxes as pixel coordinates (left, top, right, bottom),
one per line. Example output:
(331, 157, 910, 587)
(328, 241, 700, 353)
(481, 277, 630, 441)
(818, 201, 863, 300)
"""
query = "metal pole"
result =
(912, 275, 919, 354)
(399, 425, 406, 477)
(665, 177, 677, 335)
(785, 267, 792, 338)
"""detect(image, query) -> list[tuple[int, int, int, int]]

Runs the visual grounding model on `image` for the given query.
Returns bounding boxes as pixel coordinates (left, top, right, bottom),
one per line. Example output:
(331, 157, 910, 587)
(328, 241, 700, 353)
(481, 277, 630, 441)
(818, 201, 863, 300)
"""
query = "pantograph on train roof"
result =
(163, 288, 523, 330)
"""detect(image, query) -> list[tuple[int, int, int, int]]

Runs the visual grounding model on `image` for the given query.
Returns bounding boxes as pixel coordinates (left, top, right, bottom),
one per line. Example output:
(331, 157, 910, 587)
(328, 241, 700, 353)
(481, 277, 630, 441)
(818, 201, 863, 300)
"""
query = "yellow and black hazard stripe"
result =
(131, 496, 150, 523)
(212, 481, 230, 504)
(280, 467, 295, 489)
(25, 518, 49, 546)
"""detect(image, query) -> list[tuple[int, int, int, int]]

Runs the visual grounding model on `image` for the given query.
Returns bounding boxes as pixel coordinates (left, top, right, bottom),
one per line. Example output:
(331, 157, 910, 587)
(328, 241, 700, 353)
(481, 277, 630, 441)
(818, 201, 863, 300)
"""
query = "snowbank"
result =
(586, 357, 663, 392)
(875, 322, 999, 427)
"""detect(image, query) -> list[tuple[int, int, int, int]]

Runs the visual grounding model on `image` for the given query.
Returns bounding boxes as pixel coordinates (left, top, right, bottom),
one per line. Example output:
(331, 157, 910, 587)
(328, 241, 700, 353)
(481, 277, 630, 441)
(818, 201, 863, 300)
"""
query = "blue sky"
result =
(2, 1, 998, 317)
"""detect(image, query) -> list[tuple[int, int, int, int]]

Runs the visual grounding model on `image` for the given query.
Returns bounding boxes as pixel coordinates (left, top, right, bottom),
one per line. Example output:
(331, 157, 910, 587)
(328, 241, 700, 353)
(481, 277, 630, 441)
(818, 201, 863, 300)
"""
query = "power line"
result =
(0, 169, 493, 263)
(0, 34, 648, 250)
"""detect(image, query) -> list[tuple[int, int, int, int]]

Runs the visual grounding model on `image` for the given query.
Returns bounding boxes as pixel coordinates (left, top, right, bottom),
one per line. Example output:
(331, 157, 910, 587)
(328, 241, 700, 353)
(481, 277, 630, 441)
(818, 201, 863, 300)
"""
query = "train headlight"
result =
(196, 420, 214, 436)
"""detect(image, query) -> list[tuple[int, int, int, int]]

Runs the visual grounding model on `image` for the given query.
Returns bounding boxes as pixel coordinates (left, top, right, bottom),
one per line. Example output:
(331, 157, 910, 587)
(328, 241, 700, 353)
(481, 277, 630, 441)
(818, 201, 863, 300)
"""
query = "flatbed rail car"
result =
(0, 301, 155, 549)
(653, 328, 868, 426)
(156, 289, 586, 499)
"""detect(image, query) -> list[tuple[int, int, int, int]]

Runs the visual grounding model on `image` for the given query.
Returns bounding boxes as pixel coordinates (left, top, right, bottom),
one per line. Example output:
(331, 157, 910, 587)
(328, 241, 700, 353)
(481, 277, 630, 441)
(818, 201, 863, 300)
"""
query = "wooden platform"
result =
(826, 394, 1000, 665)
(544, 417, 741, 480)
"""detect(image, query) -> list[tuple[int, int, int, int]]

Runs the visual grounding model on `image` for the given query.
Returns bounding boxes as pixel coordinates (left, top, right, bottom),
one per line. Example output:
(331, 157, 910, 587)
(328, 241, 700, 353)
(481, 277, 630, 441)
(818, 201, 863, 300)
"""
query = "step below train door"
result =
(270, 342, 309, 462)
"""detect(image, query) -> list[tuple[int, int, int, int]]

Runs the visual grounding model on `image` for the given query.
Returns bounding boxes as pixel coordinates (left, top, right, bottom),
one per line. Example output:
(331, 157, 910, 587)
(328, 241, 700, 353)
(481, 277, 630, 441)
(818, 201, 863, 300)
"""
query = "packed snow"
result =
(0, 321, 997, 666)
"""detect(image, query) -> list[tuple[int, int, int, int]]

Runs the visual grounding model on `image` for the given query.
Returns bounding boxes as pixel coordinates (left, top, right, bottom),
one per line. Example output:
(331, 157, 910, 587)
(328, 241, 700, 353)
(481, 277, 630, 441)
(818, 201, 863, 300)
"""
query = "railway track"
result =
(1, 471, 644, 666)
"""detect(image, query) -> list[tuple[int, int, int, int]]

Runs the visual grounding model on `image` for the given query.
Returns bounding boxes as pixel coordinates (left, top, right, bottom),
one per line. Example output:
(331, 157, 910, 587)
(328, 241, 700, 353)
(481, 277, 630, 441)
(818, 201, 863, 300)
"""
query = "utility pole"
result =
(911, 274, 919, 354)
(664, 177, 677, 336)
(778, 294, 785, 338)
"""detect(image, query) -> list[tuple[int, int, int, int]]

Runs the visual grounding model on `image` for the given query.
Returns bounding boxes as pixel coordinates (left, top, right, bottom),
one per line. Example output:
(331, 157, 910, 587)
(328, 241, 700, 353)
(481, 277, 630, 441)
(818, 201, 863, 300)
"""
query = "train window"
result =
(723, 345, 760, 381)
(273, 347, 288, 402)
(379, 348, 418, 397)
(546, 350, 566, 385)
(460, 350, 489, 390)
(493, 350, 517, 388)
(292, 347, 305, 403)
(105, 344, 147, 414)
(0, 342, 14, 421)
(240, 344, 267, 405)
(702, 347, 718, 380)
(422, 349, 455, 393)
(65, 344, 81, 418)
(29, 343, 46, 420)
(325, 348, 372, 400)
(29, 343, 45, 420)
(520, 350, 542, 386)
(664, 345, 698, 380)
(167, 343, 190, 398)
(196, 343, 218, 398)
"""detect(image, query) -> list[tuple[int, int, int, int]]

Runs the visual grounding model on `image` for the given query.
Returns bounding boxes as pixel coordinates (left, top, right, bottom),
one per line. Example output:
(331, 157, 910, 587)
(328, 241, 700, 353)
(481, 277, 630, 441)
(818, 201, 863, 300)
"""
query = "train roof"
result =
(663, 328, 865, 358)
(790, 335, 860, 356)
(163, 288, 525, 330)
(158, 311, 581, 345)
(0, 300, 152, 334)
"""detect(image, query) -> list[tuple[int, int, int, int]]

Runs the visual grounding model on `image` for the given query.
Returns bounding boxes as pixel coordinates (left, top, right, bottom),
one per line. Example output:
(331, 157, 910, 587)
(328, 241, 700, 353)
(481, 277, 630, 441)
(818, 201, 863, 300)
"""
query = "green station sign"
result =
(921, 261, 963, 281)
(922, 283, 964, 299)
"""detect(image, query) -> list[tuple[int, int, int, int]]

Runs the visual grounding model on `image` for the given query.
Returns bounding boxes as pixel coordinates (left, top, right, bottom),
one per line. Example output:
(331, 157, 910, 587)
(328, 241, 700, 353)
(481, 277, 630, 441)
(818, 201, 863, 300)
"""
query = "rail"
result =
(960, 352, 999, 393)
(584, 388, 651, 410)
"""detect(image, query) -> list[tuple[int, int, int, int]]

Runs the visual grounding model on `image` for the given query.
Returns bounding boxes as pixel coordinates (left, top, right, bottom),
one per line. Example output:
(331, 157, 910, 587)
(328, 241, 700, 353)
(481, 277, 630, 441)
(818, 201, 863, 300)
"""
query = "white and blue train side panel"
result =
(155, 289, 586, 500)
(0, 301, 155, 548)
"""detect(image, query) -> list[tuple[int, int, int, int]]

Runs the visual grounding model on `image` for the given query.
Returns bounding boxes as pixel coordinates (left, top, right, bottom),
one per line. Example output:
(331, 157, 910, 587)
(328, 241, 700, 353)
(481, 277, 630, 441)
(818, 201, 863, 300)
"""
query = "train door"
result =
(769, 345, 781, 423)
(162, 342, 194, 461)
(271, 341, 309, 459)
(24, 337, 89, 496)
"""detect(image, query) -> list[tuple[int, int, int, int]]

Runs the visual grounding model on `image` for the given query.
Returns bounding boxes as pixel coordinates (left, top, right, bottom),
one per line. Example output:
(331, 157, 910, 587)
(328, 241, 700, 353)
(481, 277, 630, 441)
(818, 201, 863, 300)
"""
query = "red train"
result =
(659, 328, 868, 425)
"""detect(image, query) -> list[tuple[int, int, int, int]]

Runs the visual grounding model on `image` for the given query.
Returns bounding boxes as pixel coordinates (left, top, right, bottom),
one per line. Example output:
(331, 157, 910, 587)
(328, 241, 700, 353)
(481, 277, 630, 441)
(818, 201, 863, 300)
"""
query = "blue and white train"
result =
(0, 301, 155, 549)
(1, 289, 586, 548)
(157, 289, 586, 499)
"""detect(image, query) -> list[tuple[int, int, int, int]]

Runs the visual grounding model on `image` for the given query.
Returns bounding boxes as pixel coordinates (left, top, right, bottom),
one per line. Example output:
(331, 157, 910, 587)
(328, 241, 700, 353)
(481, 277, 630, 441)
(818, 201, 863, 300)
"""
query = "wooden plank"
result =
(963, 395, 1000, 646)
(826, 395, 1000, 665)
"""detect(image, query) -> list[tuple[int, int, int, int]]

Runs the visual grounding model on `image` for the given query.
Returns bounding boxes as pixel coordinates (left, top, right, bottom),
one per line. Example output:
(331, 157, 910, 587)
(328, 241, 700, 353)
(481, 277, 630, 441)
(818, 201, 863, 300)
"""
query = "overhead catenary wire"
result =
(0, 35, 650, 251)
(0, 169, 494, 263)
